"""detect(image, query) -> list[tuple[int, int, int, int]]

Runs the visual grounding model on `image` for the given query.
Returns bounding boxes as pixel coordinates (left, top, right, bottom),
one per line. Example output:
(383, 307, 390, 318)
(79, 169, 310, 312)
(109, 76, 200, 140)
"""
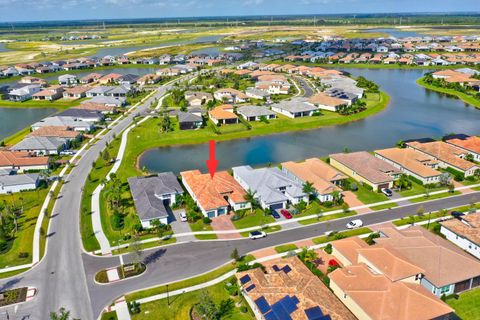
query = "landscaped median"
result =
(95, 262, 146, 284)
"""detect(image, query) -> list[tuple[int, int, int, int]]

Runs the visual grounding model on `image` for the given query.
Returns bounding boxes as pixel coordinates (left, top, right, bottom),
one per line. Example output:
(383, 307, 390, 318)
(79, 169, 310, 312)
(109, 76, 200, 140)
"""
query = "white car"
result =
(249, 231, 267, 240)
(381, 188, 393, 197)
(346, 219, 364, 229)
(179, 212, 188, 222)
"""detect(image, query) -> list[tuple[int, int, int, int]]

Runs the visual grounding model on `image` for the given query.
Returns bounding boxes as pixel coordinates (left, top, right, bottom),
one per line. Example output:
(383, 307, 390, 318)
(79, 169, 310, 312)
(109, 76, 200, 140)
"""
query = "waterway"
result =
(0, 107, 57, 141)
(364, 28, 427, 38)
(139, 68, 480, 174)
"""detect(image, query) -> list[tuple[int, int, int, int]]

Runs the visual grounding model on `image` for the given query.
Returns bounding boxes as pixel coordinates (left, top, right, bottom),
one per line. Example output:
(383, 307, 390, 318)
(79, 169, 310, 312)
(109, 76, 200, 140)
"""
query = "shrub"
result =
(445, 167, 465, 181)
(324, 243, 332, 254)
(323, 201, 333, 208)
(349, 182, 358, 191)
(240, 306, 248, 313)
(203, 217, 212, 225)
(18, 252, 29, 259)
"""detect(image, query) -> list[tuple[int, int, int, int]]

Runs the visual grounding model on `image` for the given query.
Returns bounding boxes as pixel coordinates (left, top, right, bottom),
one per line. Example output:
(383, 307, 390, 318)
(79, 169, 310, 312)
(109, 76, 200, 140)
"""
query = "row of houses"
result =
(431, 68, 480, 91)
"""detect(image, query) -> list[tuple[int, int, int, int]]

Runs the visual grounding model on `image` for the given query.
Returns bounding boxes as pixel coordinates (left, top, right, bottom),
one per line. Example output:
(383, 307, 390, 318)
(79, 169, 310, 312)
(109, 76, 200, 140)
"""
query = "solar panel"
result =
(255, 296, 272, 314)
(282, 265, 292, 274)
(318, 316, 331, 320)
(305, 306, 324, 320)
(245, 284, 256, 292)
(291, 295, 300, 304)
(272, 265, 280, 272)
(271, 303, 293, 320)
(264, 311, 278, 320)
(239, 275, 251, 285)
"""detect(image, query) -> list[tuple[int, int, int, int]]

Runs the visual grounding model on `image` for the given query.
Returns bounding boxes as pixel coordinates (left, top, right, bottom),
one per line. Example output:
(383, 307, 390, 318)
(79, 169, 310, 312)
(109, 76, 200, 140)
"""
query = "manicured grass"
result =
(0, 268, 31, 279)
(370, 203, 398, 211)
(409, 191, 461, 203)
(114, 237, 177, 255)
(346, 179, 388, 204)
(298, 210, 356, 226)
(0, 188, 49, 269)
(417, 77, 480, 109)
(126, 262, 236, 301)
(189, 219, 217, 240)
(116, 91, 389, 180)
(446, 288, 480, 320)
(100, 311, 118, 320)
(274, 244, 298, 253)
(0, 98, 84, 110)
(312, 227, 372, 245)
(2, 127, 32, 146)
(130, 277, 254, 320)
(232, 209, 276, 230)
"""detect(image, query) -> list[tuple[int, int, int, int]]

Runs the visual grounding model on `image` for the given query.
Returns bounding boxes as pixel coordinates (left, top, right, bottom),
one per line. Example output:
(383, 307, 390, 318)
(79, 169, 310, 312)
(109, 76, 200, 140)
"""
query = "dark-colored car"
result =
(280, 209, 293, 219)
(271, 210, 281, 219)
(450, 211, 465, 219)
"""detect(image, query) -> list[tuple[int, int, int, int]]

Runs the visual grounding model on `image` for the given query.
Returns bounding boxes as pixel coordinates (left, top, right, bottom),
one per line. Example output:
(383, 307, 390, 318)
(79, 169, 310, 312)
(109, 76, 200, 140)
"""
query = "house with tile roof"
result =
(0, 151, 49, 172)
(208, 104, 238, 125)
(445, 134, 480, 162)
(180, 170, 250, 218)
(440, 212, 480, 259)
(237, 256, 356, 320)
(128, 173, 184, 227)
(374, 147, 444, 185)
(406, 140, 479, 177)
(308, 93, 349, 112)
(32, 86, 64, 101)
(232, 165, 308, 211)
(329, 151, 401, 191)
(214, 88, 249, 104)
(281, 158, 347, 203)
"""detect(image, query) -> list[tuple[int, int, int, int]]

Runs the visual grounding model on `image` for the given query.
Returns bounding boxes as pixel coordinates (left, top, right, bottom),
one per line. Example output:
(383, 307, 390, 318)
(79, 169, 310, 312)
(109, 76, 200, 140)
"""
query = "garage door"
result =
(163, 198, 171, 206)
(270, 203, 284, 211)
(207, 211, 216, 218)
(377, 183, 389, 192)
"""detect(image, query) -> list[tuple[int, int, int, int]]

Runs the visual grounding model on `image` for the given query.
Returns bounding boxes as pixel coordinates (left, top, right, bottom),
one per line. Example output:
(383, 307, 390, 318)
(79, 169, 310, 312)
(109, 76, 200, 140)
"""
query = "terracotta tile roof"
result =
(446, 135, 480, 155)
(0, 150, 49, 167)
(330, 151, 401, 184)
(308, 93, 348, 107)
(281, 158, 346, 195)
(180, 170, 246, 211)
(63, 86, 90, 94)
(374, 225, 480, 287)
(432, 69, 465, 77)
(80, 73, 103, 81)
(236, 257, 356, 320)
(329, 264, 454, 320)
(374, 147, 442, 178)
(99, 73, 122, 82)
(407, 141, 477, 172)
(28, 126, 81, 139)
(74, 103, 115, 112)
(208, 104, 238, 120)
(440, 213, 480, 246)
(331, 237, 369, 265)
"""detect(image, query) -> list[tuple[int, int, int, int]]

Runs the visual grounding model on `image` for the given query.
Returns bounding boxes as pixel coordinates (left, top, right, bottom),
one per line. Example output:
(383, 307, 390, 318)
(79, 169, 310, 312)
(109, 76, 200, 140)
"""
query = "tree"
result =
(102, 149, 110, 162)
(342, 202, 350, 213)
(331, 190, 341, 205)
(230, 248, 240, 262)
(131, 234, 143, 264)
(50, 307, 71, 320)
(196, 291, 218, 320)
(243, 189, 258, 214)
(302, 181, 316, 203)
(416, 205, 425, 217)
(298, 247, 318, 264)
(395, 174, 411, 192)
(465, 153, 474, 162)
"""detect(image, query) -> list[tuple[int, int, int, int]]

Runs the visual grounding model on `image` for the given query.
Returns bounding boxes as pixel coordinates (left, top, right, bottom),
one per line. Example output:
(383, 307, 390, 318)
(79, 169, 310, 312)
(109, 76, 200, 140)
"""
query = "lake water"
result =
(364, 28, 426, 38)
(93, 35, 224, 57)
(139, 68, 480, 174)
(190, 46, 222, 56)
(0, 107, 57, 141)
(0, 43, 10, 52)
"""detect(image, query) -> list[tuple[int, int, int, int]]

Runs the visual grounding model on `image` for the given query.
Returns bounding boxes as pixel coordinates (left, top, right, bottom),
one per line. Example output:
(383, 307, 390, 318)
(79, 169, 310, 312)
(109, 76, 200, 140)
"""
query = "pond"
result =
(139, 68, 480, 174)
(0, 43, 11, 52)
(364, 28, 427, 38)
(0, 107, 57, 141)
(92, 35, 224, 57)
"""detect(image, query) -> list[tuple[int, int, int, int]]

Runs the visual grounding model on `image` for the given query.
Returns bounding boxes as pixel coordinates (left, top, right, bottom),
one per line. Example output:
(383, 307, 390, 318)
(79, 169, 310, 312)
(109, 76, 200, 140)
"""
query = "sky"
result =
(0, 0, 478, 22)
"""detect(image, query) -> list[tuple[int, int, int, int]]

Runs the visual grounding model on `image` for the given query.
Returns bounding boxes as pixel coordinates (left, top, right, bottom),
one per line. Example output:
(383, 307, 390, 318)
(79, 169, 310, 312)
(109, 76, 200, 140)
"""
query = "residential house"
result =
(118, 74, 139, 85)
(98, 73, 122, 84)
(28, 126, 82, 141)
(0, 150, 49, 172)
(11, 136, 68, 156)
(271, 98, 318, 118)
(208, 104, 238, 125)
(214, 88, 249, 104)
(445, 135, 480, 162)
(9, 84, 42, 101)
(177, 112, 203, 130)
(57, 108, 103, 123)
(32, 116, 94, 132)
(281, 158, 348, 202)
(236, 105, 276, 121)
(232, 165, 308, 211)
(62, 86, 89, 99)
(137, 74, 161, 86)
(237, 256, 356, 320)
(374, 148, 444, 185)
(308, 93, 349, 112)
(440, 212, 480, 259)
(406, 141, 479, 177)
(128, 173, 184, 227)
(79, 73, 103, 84)
(180, 170, 250, 218)
(0, 173, 41, 195)
(58, 74, 78, 87)
(184, 91, 213, 107)
(32, 86, 65, 101)
(245, 87, 270, 100)
(329, 151, 401, 191)
(81, 96, 125, 107)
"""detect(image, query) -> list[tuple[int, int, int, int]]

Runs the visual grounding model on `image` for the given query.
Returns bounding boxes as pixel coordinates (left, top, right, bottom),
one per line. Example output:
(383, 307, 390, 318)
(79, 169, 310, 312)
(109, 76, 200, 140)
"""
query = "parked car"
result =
(381, 188, 393, 197)
(180, 212, 188, 222)
(280, 209, 293, 219)
(249, 231, 267, 240)
(271, 210, 281, 219)
(60, 150, 75, 156)
(346, 219, 363, 229)
(450, 211, 465, 219)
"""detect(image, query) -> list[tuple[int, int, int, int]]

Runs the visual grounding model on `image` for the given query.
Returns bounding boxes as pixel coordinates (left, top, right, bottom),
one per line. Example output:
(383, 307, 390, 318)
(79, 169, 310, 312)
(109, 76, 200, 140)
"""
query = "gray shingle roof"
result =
(272, 98, 317, 113)
(127, 173, 183, 222)
(0, 173, 39, 188)
(12, 136, 66, 152)
(178, 112, 203, 123)
(237, 105, 276, 118)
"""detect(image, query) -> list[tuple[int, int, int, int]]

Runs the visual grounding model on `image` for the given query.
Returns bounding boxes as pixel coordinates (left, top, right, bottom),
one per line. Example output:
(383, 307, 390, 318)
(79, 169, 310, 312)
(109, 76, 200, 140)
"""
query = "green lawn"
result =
(446, 288, 480, 320)
(346, 179, 388, 204)
(297, 211, 356, 226)
(116, 91, 389, 180)
(274, 244, 298, 253)
(232, 209, 276, 230)
(0, 188, 49, 268)
(370, 203, 398, 211)
(189, 219, 217, 240)
(417, 77, 480, 109)
(409, 191, 461, 203)
(130, 277, 254, 320)
(312, 227, 372, 245)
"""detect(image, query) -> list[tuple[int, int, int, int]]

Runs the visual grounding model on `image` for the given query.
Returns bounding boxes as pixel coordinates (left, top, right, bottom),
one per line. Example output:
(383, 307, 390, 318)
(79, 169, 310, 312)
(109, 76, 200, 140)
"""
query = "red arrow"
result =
(206, 140, 219, 179)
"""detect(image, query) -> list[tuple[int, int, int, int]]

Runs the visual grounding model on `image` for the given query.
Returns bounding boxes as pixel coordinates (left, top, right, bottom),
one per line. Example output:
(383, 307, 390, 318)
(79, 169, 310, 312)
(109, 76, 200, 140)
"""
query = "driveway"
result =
(170, 209, 195, 242)
(391, 190, 412, 206)
(210, 215, 241, 239)
(342, 191, 373, 214)
(276, 209, 301, 230)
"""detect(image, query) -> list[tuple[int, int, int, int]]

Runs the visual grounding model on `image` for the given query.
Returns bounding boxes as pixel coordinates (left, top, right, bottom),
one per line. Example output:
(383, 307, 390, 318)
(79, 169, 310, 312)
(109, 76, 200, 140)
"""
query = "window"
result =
(440, 285, 450, 294)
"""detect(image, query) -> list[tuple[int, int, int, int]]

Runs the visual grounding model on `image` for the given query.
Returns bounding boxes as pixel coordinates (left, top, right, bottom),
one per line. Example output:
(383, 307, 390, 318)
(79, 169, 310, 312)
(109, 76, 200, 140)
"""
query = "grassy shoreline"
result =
(118, 91, 389, 179)
(416, 77, 480, 109)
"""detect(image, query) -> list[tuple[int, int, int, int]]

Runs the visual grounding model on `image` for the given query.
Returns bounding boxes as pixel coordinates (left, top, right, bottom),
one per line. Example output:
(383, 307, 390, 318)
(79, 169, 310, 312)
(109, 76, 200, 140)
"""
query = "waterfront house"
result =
(58, 74, 78, 87)
(208, 104, 238, 125)
(445, 134, 480, 162)
(271, 98, 318, 118)
(0, 173, 41, 195)
(177, 112, 203, 130)
(281, 158, 347, 202)
(62, 86, 89, 99)
(236, 105, 276, 121)
(79, 73, 103, 84)
(9, 84, 42, 101)
(81, 96, 126, 107)
(32, 86, 65, 101)
(329, 151, 401, 191)
(308, 93, 349, 112)
(180, 170, 249, 218)
(440, 212, 480, 259)
(32, 116, 94, 132)
(232, 165, 308, 211)
(11, 136, 68, 156)
(128, 173, 184, 227)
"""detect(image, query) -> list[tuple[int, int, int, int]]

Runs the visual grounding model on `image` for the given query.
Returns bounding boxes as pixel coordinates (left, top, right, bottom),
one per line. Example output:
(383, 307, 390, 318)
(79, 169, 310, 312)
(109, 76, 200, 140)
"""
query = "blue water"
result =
(365, 28, 427, 38)
(0, 107, 57, 141)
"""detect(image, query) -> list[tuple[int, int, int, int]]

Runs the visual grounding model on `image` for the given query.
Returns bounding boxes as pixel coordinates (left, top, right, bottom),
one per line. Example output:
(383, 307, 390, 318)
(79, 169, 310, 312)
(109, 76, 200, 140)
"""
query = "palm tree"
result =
(302, 181, 316, 203)
(244, 189, 258, 214)
(299, 247, 318, 264)
(50, 307, 70, 320)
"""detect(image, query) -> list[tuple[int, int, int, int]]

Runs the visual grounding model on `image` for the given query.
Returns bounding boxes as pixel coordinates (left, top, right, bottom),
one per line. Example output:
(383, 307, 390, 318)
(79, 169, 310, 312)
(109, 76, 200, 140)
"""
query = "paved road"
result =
(294, 76, 315, 98)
